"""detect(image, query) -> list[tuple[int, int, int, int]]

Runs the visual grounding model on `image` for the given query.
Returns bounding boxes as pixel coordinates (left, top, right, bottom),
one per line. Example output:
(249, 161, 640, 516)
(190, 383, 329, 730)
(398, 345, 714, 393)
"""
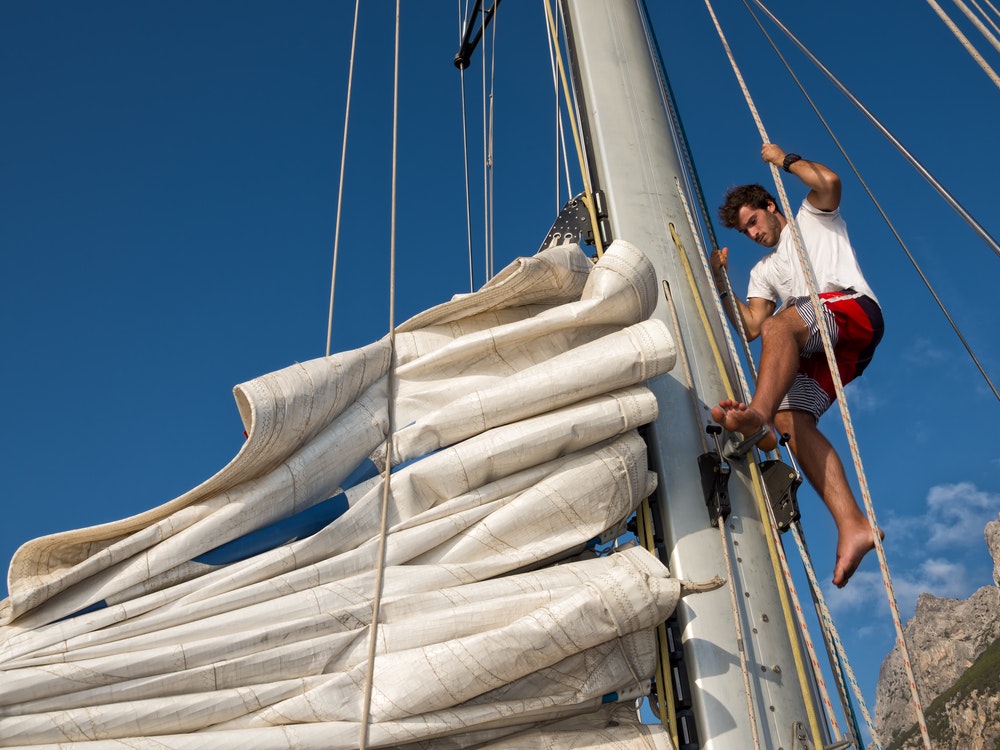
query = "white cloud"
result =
(923, 483, 999, 548)
(826, 570, 884, 614)
(825, 483, 998, 616)
(843, 380, 880, 412)
(891, 558, 973, 615)
(826, 558, 973, 618)
(903, 337, 948, 365)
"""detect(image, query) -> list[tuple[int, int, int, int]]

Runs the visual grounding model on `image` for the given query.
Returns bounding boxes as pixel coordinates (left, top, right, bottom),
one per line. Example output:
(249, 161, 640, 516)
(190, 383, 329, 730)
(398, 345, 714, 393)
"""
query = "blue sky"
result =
(2, 0, 999, 727)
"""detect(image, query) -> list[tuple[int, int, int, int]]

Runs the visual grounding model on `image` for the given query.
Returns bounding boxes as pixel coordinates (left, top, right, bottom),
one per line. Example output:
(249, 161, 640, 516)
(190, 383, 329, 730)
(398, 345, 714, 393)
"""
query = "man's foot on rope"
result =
(833, 525, 884, 588)
(711, 399, 778, 452)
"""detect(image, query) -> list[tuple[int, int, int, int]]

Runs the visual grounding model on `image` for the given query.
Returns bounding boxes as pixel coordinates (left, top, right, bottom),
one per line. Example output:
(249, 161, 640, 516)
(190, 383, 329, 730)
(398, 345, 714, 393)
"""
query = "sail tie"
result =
(702, 1, 932, 747)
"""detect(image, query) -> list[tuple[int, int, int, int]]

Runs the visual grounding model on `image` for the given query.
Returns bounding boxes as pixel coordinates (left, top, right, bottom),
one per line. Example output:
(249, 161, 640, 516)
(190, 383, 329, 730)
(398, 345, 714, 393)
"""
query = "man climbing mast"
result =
(710, 143, 884, 588)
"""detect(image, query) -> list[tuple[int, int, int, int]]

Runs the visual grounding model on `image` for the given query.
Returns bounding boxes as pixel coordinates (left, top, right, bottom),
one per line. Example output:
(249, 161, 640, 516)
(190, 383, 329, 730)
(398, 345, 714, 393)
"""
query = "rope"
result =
(680, 154, 864, 748)
(325, 0, 361, 357)
(792, 524, 881, 747)
(543, 3, 574, 215)
(635, 500, 678, 746)
(704, 1, 933, 746)
(657, 270, 764, 746)
(969, 0, 1000, 37)
(925, 0, 1000, 87)
(541, 0, 605, 257)
(951, 0, 1000, 53)
(744, 1, 999, 407)
(458, 0, 476, 292)
(667, 223, 829, 747)
(671, 11, 866, 747)
(659, 271, 764, 745)
(358, 2, 401, 746)
(748, 0, 1000, 262)
(674, 179, 756, 403)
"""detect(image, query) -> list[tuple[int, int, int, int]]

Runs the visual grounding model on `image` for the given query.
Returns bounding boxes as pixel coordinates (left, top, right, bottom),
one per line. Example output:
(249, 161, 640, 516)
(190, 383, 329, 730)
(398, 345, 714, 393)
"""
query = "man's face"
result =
(736, 202, 784, 248)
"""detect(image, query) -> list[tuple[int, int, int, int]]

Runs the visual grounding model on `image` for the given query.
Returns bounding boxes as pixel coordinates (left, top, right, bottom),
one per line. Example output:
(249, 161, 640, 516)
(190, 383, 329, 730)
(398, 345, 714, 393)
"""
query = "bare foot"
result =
(833, 525, 884, 588)
(711, 400, 777, 451)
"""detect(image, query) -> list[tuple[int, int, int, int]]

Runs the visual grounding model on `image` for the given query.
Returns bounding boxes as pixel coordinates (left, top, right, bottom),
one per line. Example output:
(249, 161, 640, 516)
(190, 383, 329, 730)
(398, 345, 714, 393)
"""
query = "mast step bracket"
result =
(698, 452, 731, 527)
(723, 424, 770, 459)
(789, 721, 814, 750)
(537, 192, 594, 254)
(760, 459, 802, 532)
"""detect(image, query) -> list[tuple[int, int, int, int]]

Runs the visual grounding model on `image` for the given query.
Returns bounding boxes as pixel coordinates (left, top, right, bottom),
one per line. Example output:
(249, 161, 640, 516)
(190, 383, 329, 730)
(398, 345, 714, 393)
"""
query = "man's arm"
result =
(761, 143, 841, 212)
(710, 246, 775, 341)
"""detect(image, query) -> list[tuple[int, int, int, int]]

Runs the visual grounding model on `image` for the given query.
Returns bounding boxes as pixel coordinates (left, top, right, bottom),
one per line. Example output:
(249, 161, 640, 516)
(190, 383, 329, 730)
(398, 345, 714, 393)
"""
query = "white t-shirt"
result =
(747, 199, 877, 311)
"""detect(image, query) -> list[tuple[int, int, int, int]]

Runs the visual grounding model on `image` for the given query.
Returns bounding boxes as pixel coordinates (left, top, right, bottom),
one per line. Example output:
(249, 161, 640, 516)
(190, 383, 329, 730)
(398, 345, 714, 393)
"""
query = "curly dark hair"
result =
(717, 184, 780, 229)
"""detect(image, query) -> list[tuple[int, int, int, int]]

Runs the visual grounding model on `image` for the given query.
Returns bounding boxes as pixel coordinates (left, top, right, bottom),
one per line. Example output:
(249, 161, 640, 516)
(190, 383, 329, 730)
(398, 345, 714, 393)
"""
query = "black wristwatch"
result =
(782, 153, 802, 172)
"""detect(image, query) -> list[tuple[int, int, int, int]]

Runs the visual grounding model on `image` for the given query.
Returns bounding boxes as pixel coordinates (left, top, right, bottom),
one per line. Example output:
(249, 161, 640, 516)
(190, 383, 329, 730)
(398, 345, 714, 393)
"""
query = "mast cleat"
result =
(760, 459, 802, 532)
(700, 425, 732, 527)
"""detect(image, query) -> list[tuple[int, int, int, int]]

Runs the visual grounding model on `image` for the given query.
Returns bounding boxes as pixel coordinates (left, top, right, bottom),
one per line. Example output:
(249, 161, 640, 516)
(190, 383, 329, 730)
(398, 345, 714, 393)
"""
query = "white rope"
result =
(702, 1, 932, 746)
(926, 0, 1000, 88)
(968, 0, 1000, 38)
(544, 3, 574, 214)
(358, 2, 400, 747)
(953, 0, 1000, 50)
(792, 525, 880, 746)
(325, 0, 361, 357)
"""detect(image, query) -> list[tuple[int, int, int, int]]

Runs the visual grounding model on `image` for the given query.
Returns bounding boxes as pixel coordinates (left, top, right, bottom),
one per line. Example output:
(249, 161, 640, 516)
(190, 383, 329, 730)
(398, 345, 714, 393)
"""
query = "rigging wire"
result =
(703, 1, 932, 747)
(459, 0, 476, 293)
(744, 3, 999, 404)
(325, 0, 361, 357)
(748, 0, 1000, 262)
(488, 6, 499, 279)
(359, 1, 401, 747)
(925, 0, 1000, 87)
(480, 5, 489, 283)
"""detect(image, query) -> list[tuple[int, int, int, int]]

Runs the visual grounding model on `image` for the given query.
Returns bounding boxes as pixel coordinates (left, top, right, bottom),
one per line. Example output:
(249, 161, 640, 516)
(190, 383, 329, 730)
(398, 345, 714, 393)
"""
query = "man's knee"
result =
(761, 306, 808, 343)
(774, 409, 817, 442)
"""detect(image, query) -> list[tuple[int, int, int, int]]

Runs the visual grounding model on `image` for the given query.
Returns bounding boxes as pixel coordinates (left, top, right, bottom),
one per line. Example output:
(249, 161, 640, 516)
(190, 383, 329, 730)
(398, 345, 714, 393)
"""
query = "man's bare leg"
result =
(712, 306, 809, 440)
(775, 409, 881, 587)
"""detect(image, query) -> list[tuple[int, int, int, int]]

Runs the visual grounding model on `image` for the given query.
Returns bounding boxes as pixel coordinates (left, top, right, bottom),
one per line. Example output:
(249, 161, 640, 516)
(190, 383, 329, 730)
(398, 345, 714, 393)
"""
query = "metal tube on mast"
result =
(560, 1, 828, 746)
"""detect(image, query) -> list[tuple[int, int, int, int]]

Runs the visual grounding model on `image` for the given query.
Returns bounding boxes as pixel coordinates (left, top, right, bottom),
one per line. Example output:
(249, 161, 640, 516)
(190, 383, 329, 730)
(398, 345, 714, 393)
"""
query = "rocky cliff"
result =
(874, 515, 1000, 749)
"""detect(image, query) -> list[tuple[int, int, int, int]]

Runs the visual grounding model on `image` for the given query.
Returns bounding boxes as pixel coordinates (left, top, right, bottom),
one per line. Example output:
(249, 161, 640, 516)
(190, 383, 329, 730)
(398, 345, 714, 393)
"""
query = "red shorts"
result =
(778, 291, 883, 418)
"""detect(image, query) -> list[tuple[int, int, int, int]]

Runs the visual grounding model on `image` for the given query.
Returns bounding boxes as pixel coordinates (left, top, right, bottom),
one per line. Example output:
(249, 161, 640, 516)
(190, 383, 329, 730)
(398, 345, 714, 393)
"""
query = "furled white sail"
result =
(0, 240, 691, 748)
